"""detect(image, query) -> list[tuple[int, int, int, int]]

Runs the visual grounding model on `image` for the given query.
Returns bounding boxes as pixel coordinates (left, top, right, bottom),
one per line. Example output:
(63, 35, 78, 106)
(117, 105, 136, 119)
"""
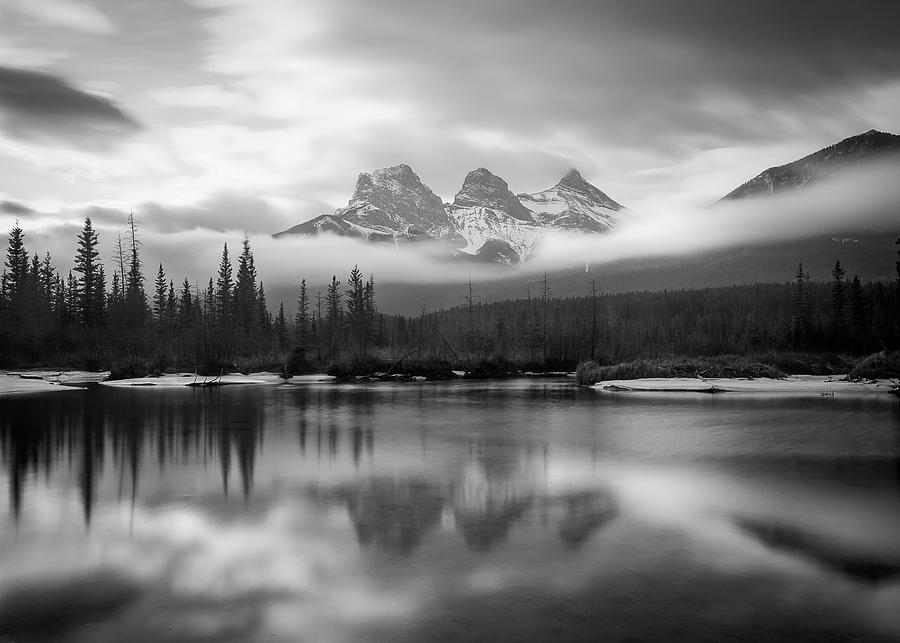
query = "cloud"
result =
(1, 0, 116, 34)
(0, 200, 35, 216)
(0, 34, 68, 68)
(4, 160, 899, 298)
(183, 0, 900, 212)
(0, 66, 140, 148)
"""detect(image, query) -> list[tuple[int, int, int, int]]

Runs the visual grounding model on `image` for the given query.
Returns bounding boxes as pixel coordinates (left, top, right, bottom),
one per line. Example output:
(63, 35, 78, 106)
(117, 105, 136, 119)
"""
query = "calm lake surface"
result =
(1, 379, 899, 642)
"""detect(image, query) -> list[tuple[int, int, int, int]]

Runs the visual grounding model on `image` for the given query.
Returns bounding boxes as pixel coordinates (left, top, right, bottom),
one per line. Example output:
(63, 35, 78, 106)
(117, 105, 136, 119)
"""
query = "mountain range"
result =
(274, 129, 900, 263)
(274, 165, 626, 263)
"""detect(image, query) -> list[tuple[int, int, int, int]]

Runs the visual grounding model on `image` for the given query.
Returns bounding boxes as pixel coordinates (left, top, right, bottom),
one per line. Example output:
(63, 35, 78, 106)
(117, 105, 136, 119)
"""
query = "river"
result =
(1, 379, 899, 642)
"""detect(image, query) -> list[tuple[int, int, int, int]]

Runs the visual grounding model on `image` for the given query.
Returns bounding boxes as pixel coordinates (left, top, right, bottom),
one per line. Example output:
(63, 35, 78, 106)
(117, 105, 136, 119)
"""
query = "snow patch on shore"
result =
(100, 373, 283, 388)
(593, 375, 895, 397)
(0, 372, 88, 395)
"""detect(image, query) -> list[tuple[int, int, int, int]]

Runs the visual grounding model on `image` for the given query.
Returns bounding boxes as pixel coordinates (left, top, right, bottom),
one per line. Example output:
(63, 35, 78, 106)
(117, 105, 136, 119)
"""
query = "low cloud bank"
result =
(1, 161, 898, 290)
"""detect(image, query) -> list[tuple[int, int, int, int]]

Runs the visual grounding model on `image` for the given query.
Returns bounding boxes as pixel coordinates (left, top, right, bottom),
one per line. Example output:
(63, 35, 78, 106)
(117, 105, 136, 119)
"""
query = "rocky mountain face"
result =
(518, 168, 624, 232)
(275, 164, 626, 263)
(274, 164, 464, 245)
(721, 129, 900, 200)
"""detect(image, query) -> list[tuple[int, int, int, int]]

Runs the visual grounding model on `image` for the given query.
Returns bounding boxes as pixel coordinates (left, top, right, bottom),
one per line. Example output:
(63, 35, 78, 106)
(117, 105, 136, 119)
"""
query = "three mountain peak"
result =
(276, 164, 625, 263)
(276, 129, 900, 262)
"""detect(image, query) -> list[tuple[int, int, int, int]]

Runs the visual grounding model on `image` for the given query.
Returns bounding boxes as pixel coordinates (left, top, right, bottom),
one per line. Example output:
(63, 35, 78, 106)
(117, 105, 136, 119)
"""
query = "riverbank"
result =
(0, 370, 110, 395)
(592, 375, 897, 398)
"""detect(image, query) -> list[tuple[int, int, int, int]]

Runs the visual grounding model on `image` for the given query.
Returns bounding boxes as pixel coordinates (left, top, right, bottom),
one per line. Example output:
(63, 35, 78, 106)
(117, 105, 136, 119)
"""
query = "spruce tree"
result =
(124, 213, 147, 328)
(346, 265, 365, 356)
(178, 278, 194, 329)
(3, 222, 28, 304)
(829, 261, 847, 348)
(275, 301, 288, 351)
(234, 235, 259, 333)
(216, 244, 234, 322)
(326, 276, 342, 354)
(73, 216, 103, 327)
(790, 262, 810, 348)
(295, 278, 310, 347)
(849, 275, 868, 352)
(153, 263, 167, 322)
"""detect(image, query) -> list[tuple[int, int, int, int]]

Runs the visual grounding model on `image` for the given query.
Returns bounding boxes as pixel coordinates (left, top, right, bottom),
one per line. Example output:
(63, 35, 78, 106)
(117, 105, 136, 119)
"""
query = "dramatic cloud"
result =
(1, 0, 116, 34)
(3, 161, 899, 302)
(179, 0, 900, 211)
(0, 0, 898, 267)
(0, 66, 140, 148)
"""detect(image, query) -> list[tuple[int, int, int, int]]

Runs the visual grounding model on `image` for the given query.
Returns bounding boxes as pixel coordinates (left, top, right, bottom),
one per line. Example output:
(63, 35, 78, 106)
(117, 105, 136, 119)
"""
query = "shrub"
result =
(575, 360, 603, 386)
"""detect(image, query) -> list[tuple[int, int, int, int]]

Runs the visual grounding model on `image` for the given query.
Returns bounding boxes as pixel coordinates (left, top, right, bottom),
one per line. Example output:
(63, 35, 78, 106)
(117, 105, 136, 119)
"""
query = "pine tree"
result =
(790, 262, 810, 348)
(541, 272, 551, 364)
(73, 216, 103, 327)
(257, 281, 269, 327)
(3, 222, 28, 304)
(346, 265, 366, 356)
(326, 276, 342, 354)
(216, 244, 234, 322)
(204, 278, 215, 321)
(234, 235, 259, 333)
(829, 261, 847, 348)
(124, 213, 147, 328)
(153, 263, 167, 322)
(275, 301, 288, 351)
(166, 280, 177, 327)
(849, 275, 869, 352)
(295, 278, 310, 347)
(178, 278, 194, 329)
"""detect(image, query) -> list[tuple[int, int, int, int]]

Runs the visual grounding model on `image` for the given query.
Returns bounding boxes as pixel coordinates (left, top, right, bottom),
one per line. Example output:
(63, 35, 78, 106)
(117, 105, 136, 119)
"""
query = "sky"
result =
(1, 0, 900, 286)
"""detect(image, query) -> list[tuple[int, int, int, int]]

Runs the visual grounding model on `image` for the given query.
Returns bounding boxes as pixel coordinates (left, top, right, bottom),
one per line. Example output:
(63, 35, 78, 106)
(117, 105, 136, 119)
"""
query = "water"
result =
(1, 379, 899, 642)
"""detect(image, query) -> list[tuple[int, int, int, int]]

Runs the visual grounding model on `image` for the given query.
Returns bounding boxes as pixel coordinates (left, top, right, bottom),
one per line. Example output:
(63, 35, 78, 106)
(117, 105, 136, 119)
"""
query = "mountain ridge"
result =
(274, 165, 626, 263)
(721, 129, 900, 201)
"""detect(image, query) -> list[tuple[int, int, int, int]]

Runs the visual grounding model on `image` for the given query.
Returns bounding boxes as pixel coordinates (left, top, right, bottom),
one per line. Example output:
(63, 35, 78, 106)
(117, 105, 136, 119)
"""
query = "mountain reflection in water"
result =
(0, 380, 899, 642)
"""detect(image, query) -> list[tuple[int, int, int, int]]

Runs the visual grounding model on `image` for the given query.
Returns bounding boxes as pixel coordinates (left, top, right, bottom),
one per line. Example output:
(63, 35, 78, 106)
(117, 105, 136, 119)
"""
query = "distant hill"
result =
(721, 129, 900, 200)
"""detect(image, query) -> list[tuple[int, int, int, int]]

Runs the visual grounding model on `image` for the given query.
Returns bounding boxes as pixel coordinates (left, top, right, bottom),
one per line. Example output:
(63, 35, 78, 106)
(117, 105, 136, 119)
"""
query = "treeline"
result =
(378, 262, 900, 370)
(0, 216, 374, 374)
(2, 218, 899, 374)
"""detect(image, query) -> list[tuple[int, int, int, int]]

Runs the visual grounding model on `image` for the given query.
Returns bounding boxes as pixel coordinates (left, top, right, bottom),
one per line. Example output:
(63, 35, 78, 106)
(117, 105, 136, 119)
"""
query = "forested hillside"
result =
(2, 219, 898, 374)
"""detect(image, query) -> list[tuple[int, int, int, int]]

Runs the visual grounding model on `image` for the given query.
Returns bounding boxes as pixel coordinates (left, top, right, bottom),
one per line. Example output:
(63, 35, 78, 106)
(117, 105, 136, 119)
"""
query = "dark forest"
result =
(2, 218, 899, 377)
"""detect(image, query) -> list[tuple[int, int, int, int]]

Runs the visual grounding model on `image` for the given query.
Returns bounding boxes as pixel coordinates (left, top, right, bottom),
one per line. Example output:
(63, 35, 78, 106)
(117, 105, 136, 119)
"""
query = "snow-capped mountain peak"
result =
(518, 169, 625, 232)
(452, 168, 535, 222)
(275, 164, 627, 263)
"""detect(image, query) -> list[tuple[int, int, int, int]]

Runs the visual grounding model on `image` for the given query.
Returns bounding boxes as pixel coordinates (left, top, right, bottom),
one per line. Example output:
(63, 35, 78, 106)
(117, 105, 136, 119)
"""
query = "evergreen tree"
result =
(166, 280, 177, 327)
(295, 278, 310, 347)
(257, 281, 270, 327)
(124, 213, 147, 328)
(326, 276, 342, 354)
(829, 260, 847, 348)
(3, 222, 28, 305)
(849, 275, 869, 352)
(346, 265, 367, 356)
(215, 244, 234, 322)
(790, 262, 810, 348)
(204, 278, 215, 320)
(178, 278, 194, 329)
(275, 301, 288, 351)
(72, 216, 104, 327)
(153, 263, 168, 322)
(234, 235, 259, 333)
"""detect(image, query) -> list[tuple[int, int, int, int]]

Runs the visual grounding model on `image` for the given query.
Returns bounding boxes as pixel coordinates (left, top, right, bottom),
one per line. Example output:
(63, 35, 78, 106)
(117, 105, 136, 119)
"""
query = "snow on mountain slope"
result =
(274, 165, 627, 263)
(446, 168, 547, 263)
(518, 168, 625, 232)
(336, 164, 463, 243)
